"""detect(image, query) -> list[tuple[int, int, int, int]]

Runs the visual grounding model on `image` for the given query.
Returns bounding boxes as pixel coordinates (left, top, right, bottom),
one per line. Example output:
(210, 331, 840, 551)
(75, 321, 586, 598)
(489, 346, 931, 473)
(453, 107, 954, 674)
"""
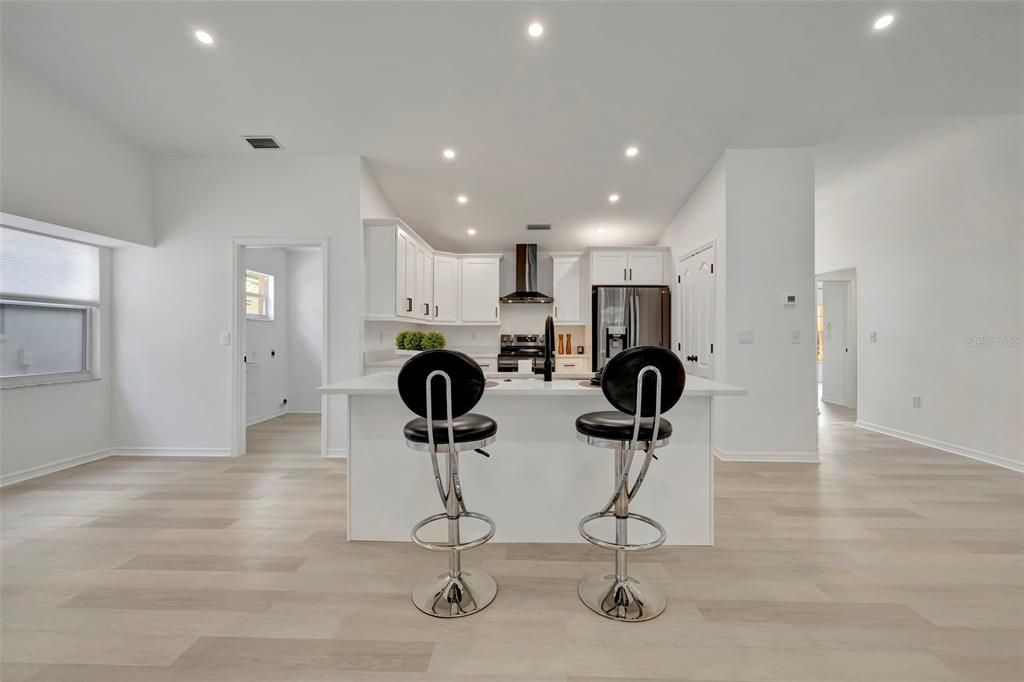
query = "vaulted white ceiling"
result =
(3, 1, 1020, 251)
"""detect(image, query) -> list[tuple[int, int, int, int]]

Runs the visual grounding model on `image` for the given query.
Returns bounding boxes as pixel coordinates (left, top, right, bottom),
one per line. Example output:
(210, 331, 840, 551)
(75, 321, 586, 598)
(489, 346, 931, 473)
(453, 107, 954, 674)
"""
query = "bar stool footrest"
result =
(578, 511, 667, 552)
(411, 511, 496, 552)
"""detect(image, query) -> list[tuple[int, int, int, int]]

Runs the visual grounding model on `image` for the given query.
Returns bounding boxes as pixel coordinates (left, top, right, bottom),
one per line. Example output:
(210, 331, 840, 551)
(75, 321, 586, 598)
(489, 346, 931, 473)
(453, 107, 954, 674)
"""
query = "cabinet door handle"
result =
(629, 268, 633, 281)
(624, 267, 627, 281)
(495, 306, 498, 318)
(424, 303, 429, 316)
(554, 305, 558, 318)
(406, 297, 413, 312)
(434, 305, 438, 317)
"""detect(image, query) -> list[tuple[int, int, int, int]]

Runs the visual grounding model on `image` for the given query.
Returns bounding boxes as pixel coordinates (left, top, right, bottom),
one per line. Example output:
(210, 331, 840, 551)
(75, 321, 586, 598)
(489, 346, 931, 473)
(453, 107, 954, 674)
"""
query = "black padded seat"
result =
(576, 411, 672, 442)
(403, 413, 497, 445)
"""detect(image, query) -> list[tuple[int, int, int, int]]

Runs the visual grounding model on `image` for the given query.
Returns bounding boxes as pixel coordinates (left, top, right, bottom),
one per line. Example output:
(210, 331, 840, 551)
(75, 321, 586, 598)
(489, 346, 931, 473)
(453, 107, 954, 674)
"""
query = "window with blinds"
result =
(0, 227, 100, 387)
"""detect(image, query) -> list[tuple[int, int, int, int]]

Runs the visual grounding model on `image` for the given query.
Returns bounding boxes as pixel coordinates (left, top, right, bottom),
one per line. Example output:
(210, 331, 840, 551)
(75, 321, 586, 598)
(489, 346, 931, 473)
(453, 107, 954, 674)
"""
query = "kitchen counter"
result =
(320, 371, 744, 545)
(322, 371, 744, 397)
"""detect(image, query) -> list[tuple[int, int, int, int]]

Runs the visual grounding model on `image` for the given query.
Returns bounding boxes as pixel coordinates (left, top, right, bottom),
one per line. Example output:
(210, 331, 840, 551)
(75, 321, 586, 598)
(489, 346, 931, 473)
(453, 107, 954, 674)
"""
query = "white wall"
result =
(0, 249, 113, 484)
(660, 149, 818, 461)
(0, 59, 153, 484)
(360, 160, 397, 219)
(0, 55, 154, 246)
(244, 247, 290, 424)
(817, 116, 1023, 470)
(287, 248, 323, 411)
(112, 155, 362, 455)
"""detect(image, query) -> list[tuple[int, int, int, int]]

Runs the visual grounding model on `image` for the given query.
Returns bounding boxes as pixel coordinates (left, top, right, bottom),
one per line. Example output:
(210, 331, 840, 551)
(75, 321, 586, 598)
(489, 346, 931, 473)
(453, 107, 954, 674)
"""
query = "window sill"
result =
(1, 372, 100, 390)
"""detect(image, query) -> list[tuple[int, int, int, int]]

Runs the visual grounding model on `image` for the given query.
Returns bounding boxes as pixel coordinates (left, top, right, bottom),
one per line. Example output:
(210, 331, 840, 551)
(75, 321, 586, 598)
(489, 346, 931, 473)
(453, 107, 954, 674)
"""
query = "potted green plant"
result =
(421, 332, 446, 350)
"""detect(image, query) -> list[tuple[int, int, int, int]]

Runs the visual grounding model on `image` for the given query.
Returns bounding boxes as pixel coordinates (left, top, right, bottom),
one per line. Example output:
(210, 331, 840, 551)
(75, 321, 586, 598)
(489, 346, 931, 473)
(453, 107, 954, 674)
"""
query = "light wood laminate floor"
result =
(2, 404, 1021, 681)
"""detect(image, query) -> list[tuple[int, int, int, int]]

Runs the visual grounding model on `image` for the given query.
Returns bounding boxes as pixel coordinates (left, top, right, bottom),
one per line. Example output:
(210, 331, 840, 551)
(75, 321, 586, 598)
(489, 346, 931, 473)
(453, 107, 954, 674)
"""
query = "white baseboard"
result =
(714, 448, 820, 463)
(246, 409, 286, 426)
(247, 408, 321, 426)
(109, 447, 233, 457)
(1, 448, 112, 487)
(821, 397, 855, 409)
(325, 447, 348, 459)
(855, 420, 1024, 473)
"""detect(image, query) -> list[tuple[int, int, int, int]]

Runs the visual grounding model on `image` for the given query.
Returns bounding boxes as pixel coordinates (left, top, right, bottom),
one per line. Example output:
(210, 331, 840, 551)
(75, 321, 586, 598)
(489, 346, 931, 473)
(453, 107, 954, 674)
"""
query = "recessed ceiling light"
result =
(456, 195, 468, 204)
(625, 146, 639, 158)
(442, 148, 456, 160)
(466, 228, 477, 235)
(194, 29, 214, 45)
(597, 227, 606, 235)
(528, 22, 544, 38)
(873, 13, 895, 31)
(608, 193, 620, 203)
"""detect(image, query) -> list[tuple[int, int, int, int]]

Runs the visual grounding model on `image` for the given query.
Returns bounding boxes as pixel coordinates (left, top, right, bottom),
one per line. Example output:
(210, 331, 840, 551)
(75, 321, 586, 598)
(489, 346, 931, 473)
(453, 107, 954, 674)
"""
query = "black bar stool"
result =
(398, 350, 498, 618)
(574, 346, 685, 621)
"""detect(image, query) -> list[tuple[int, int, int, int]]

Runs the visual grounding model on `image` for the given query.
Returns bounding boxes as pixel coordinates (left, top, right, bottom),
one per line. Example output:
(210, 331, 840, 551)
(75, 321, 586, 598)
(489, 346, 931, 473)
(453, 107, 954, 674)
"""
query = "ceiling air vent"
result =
(526, 224, 551, 231)
(244, 136, 281, 150)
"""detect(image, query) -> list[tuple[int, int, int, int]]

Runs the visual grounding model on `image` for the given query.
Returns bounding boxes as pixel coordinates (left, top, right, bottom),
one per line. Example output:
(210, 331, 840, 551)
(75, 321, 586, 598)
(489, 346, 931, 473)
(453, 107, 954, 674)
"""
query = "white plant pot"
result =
(395, 349, 422, 356)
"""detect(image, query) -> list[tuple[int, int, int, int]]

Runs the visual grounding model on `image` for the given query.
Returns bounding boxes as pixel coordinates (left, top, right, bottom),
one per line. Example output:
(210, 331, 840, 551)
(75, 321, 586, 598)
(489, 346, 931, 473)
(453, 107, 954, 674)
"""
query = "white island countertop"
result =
(320, 372, 745, 397)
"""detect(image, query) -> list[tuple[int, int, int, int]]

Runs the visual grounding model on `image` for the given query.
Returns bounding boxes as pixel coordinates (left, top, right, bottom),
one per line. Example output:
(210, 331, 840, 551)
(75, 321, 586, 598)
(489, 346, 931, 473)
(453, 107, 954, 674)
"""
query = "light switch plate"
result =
(220, 332, 231, 346)
(912, 395, 922, 408)
(738, 330, 754, 344)
(870, 331, 877, 343)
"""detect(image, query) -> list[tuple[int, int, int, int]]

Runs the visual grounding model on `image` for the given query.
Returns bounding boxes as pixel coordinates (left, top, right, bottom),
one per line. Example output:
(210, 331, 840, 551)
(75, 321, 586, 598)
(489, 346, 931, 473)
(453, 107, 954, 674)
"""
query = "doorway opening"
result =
(816, 269, 857, 418)
(231, 239, 328, 456)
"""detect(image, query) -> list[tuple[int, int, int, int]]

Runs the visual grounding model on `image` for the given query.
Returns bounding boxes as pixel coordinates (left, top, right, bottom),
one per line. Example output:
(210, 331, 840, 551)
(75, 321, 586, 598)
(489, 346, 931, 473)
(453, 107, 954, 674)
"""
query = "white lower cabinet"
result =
(475, 357, 497, 373)
(460, 256, 501, 323)
(555, 357, 587, 373)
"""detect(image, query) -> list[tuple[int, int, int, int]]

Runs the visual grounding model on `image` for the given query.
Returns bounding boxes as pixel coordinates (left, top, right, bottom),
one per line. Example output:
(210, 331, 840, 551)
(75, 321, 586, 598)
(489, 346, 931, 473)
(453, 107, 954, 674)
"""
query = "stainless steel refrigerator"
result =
(592, 286, 671, 371)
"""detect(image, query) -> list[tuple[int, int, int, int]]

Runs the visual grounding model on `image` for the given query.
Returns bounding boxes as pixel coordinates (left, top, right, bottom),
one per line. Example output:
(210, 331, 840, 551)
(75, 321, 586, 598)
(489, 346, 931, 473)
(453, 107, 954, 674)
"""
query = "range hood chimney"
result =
(499, 243, 553, 304)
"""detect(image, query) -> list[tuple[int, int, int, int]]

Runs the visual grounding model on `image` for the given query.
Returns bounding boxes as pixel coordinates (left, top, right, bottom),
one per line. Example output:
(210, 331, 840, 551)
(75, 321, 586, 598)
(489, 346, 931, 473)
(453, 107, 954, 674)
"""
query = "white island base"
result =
(322, 374, 744, 546)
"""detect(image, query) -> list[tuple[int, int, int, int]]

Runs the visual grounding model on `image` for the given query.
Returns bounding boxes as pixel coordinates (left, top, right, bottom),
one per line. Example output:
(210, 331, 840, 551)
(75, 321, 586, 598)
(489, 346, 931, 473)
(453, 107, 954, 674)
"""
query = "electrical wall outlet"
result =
(870, 331, 877, 343)
(738, 330, 754, 344)
(912, 395, 921, 408)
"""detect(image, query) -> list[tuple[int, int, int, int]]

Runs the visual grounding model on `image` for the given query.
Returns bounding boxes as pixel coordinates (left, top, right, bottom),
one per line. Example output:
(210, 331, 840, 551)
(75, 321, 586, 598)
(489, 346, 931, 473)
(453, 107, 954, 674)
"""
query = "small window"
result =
(246, 270, 275, 321)
(0, 226, 100, 388)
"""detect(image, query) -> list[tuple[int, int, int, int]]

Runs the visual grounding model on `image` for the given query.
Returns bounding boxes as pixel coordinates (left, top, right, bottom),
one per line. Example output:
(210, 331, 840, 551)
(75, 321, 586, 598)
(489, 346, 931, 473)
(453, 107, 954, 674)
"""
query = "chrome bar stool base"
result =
(413, 569, 497, 618)
(578, 573, 667, 622)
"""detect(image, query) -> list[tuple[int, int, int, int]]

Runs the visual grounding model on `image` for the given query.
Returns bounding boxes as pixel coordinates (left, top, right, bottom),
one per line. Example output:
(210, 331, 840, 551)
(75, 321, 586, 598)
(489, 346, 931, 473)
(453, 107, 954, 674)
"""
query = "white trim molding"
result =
(714, 448, 820, 463)
(0, 448, 111, 487)
(325, 448, 348, 459)
(855, 420, 1024, 473)
(109, 447, 233, 457)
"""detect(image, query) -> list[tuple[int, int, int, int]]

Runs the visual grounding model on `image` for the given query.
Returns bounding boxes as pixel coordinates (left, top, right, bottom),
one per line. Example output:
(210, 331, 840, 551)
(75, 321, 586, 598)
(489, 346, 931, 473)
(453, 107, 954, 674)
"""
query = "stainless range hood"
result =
(499, 243, 553, 304)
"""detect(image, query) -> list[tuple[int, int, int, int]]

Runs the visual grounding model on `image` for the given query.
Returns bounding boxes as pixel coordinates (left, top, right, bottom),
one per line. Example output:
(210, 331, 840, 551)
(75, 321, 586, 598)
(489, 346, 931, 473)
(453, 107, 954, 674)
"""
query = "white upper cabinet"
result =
(460, 256, 501, 323)
(591, 250, 630, 285)
(415, 245, 433, 320)
(432, 255, 459, 322)
(552, 254, 582, 323)
(626, 250, 666, 285)
(589, 249, 667, 285)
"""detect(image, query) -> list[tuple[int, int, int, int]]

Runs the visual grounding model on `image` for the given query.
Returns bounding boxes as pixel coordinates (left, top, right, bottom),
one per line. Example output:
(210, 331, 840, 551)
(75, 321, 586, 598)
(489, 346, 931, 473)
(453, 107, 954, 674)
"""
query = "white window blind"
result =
(0, 227, 100, 304)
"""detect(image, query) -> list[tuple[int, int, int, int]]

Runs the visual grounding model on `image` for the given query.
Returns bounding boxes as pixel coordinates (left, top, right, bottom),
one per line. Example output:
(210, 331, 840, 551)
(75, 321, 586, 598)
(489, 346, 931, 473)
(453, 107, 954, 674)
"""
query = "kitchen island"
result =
(320, 373, 745, 545)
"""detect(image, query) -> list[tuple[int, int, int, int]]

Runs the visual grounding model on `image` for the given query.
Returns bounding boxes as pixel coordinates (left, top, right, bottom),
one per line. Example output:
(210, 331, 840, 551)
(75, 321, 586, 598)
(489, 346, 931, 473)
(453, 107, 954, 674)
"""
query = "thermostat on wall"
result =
(782, 294, 797, 306)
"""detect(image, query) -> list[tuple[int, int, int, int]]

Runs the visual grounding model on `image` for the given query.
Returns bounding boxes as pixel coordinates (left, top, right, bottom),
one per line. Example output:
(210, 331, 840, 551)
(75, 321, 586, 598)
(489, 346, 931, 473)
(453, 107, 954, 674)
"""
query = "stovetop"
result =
(499, 334, 545, 356)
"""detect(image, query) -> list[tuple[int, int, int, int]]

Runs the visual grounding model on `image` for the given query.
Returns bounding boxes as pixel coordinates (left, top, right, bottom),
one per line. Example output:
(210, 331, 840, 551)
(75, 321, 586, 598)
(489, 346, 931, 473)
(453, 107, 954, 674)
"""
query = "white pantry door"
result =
(821, 280, 849, 406)
(678, 246, 715, 379)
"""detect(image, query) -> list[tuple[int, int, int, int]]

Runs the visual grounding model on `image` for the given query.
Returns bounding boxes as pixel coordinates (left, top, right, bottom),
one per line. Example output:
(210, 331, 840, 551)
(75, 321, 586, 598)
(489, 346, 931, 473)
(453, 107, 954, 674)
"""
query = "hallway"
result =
(246, 413, 321, 456)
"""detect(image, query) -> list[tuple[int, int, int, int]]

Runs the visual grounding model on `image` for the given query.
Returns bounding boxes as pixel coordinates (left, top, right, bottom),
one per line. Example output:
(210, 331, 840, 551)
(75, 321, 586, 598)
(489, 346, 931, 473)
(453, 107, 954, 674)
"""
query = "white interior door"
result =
(678, 245, 715, 378)
(821, 281, 849, 406)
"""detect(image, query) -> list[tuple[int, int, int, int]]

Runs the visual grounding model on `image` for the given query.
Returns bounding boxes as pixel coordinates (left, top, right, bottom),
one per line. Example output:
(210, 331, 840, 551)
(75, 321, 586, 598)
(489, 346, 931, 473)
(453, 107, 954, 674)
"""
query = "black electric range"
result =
(497, 334, 545, 373)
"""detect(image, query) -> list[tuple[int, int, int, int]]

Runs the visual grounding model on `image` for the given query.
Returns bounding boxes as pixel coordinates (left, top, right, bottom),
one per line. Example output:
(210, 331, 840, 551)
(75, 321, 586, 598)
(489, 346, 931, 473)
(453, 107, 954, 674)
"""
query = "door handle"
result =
(406, 297, 413, 312)
(495, 306, 498, 318)
(554, 305, 558, 318)
(623, 268, 627, 281)
(435, 305, 439, 317)
(629, 268, 633, 281)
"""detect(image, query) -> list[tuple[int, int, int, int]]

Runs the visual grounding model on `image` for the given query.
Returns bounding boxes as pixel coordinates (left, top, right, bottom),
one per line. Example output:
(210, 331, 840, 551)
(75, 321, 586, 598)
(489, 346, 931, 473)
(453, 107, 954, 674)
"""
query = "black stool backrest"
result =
(397, 350, 485, 419)
(601, 346, 685, 416)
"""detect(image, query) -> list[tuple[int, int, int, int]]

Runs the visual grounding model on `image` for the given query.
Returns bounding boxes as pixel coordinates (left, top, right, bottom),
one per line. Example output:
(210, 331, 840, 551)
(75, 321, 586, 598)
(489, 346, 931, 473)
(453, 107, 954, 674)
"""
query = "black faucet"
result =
(543, 315, 554, 382)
